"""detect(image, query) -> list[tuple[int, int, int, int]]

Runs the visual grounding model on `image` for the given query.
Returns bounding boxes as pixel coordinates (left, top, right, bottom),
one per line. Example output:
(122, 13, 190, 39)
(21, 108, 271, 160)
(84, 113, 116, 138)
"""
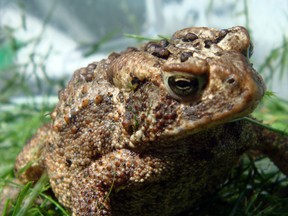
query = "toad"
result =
(14, 26, 288, 215)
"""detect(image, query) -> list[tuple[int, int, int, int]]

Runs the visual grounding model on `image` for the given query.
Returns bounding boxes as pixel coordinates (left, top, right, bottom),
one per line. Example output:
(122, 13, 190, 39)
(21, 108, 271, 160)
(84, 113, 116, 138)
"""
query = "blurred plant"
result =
(0, 0, 63, 104)
(0, 2, 64, 214)
(259, 37, 288, 85)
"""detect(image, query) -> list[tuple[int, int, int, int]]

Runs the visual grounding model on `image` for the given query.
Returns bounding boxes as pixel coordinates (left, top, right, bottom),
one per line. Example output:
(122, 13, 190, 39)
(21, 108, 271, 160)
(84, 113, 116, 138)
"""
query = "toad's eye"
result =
(243, 43, 253, 58)
(163, 72, 207, 101)
(247, 42, 254, 58)
(168, 76, 199, 96)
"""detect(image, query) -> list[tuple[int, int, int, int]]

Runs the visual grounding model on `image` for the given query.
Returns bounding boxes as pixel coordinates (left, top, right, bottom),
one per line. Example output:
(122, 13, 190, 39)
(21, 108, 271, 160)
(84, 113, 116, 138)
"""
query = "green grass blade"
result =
(12, 182, 32, 216)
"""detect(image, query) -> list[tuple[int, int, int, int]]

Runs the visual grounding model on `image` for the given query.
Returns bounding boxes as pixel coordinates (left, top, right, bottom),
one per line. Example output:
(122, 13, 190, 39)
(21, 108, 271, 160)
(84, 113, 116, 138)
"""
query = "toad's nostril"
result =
(226, 77, 236, 84)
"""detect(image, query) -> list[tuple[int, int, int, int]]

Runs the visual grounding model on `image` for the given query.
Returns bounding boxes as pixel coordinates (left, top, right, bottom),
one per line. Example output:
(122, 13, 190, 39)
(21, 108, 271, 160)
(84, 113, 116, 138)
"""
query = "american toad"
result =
(14, 26, 288, 216)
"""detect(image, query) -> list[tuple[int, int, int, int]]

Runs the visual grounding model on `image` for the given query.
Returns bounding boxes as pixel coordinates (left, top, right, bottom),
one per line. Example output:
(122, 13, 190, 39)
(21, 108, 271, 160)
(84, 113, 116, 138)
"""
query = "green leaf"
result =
(12, 182, 32, 216)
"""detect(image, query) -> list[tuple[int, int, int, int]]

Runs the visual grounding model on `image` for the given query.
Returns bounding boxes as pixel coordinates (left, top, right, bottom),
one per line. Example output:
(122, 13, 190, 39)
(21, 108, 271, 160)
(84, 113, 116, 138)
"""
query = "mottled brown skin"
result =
(14, 26, 288, 216)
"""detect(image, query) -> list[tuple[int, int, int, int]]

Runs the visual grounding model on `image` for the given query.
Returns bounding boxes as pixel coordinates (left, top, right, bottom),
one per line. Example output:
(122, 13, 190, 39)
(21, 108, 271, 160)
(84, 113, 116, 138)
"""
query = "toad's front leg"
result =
(253, 123, 288, 175)
(70, 149, 167, 216)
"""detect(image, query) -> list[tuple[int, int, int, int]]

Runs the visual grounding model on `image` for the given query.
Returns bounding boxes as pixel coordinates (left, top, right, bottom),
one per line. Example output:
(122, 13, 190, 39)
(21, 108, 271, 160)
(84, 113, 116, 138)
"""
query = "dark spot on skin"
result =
(91, 153, 101, 161)
(87, 63, 97, 70)
(216, 29, 229, 43)
(145, 42, 171, 59)
(131, 77, 141, 86)
(66, 159, 72, 167)
(182, 33, 198, 42)
(131, 77, 147, 91)
(159, 39, 169, 47)
(204, 40, 213, 48)
(79, 67, 95, 82)
(152, 47, 171, 59)
(202, 29, 229, 48)
(180, 52, 193, 62)
(107, 92, 114, 98)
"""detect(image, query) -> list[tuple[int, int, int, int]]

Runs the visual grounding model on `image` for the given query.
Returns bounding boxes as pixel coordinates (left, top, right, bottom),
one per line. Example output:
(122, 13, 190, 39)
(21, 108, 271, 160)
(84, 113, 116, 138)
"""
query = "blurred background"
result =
(0, 0, 288, 103)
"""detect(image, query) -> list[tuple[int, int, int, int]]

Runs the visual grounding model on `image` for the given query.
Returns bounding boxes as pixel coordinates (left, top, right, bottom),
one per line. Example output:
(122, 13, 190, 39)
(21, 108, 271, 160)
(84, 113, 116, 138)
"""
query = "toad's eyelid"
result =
(163, 61, 209, 75)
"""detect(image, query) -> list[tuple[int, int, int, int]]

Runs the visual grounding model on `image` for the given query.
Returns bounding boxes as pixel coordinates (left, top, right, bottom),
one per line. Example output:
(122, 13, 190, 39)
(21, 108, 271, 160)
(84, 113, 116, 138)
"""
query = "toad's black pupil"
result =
(175, 79, 193, 89)
(168, 76, 199, 96)
(174, 78, 198, 90)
